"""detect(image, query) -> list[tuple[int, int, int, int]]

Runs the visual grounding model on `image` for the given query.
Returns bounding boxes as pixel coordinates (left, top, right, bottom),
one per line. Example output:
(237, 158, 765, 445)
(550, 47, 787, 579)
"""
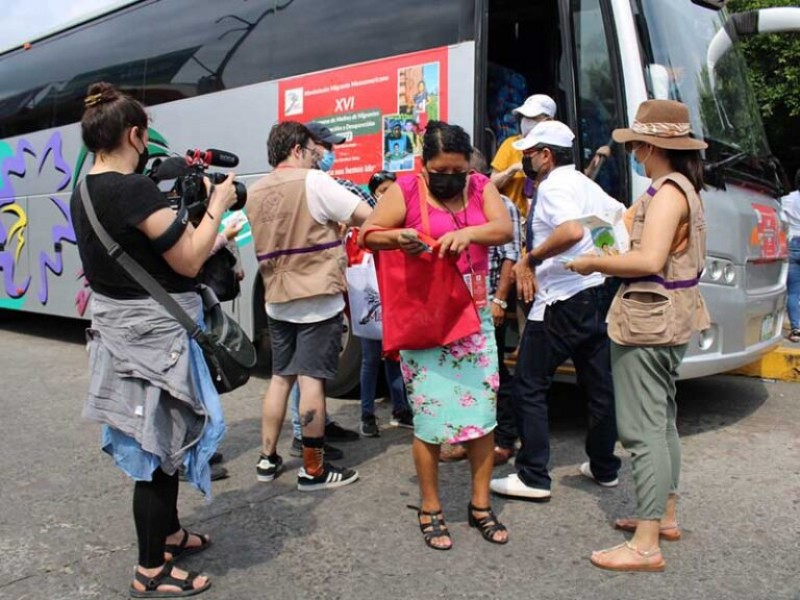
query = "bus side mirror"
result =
(707, 8, 800, 89)
(692, 0, 726, 9)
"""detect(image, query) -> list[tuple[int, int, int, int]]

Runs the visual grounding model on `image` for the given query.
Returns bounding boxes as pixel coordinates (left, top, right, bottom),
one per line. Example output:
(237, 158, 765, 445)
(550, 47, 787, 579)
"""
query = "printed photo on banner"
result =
(383, 115, 415, 172)
(284, 87, 304, 116)
(397, 62, 440, 129)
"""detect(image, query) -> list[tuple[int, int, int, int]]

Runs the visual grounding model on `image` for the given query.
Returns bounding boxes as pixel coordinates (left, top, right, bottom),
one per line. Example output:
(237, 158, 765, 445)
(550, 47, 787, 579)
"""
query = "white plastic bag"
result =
(346, 253, 383, 340)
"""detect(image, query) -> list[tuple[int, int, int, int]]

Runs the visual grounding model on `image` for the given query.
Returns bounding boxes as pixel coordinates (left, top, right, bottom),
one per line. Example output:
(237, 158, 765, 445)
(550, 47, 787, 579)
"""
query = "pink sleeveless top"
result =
(397, 173, 490, 275)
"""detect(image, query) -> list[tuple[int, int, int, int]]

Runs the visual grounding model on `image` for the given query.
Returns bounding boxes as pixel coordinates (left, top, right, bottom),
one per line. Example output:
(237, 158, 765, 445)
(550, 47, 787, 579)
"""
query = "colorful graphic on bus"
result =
(278, 47, 448, 186)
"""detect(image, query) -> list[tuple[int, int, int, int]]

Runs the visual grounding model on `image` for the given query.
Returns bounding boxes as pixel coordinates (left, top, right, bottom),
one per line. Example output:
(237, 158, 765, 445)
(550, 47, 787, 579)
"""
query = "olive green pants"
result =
(611, 342, 688, 520)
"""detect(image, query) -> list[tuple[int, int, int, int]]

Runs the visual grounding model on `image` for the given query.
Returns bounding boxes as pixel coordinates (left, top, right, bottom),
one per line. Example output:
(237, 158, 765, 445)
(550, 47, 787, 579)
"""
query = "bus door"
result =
(480, 0, 628, 203)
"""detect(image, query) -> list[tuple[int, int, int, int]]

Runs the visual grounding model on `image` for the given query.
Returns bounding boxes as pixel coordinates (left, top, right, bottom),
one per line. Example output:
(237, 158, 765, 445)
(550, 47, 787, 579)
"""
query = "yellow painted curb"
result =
(508, 348, 800, 382)
(727, 347, 800, 382)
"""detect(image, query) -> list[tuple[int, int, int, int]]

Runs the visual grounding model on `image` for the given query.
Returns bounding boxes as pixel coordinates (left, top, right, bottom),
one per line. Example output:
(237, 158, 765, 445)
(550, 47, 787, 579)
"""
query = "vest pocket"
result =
(619, 291, 674, 345)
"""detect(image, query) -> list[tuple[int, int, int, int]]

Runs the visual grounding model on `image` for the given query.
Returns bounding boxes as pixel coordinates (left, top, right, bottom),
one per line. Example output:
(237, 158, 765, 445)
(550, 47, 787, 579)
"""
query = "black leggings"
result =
(133, 468, 181, 568)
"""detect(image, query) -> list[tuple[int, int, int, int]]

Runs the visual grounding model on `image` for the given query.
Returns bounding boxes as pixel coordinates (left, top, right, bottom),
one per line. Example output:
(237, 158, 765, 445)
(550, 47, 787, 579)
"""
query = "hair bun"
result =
(84, 82, 118, 108)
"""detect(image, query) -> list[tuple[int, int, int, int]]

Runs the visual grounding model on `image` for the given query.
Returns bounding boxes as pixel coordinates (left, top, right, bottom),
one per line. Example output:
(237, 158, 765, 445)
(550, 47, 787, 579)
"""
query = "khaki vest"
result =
(607, 172, 711, 346)
(248, 168, 346, 304)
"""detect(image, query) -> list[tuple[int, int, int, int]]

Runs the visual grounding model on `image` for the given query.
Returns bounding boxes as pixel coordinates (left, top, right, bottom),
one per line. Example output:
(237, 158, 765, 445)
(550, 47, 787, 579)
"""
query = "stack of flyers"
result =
(574, 212, 629, 256)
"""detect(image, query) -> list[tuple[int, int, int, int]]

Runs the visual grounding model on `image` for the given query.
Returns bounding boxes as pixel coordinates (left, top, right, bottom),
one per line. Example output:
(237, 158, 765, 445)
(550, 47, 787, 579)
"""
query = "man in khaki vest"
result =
(248, 121, 371, 492)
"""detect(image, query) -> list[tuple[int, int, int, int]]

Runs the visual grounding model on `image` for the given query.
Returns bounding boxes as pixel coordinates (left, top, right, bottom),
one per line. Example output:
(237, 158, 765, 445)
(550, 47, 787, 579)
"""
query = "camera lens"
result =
(231, 182, 247, 211)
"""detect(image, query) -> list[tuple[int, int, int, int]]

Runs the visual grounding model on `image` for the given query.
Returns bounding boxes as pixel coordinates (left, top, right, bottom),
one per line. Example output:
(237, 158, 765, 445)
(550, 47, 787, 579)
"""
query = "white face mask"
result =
(520, 117, 538, 137)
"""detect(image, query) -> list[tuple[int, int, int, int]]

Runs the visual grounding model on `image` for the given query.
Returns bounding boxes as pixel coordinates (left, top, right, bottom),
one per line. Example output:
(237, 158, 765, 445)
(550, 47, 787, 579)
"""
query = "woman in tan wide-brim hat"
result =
(565, 99, 711, 572)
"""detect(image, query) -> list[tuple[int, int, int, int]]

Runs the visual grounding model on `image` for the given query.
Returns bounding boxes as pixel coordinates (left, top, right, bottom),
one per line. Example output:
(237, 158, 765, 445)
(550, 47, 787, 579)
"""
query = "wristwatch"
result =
(491, 297, 508, 309)
(528, 250, 543, 267)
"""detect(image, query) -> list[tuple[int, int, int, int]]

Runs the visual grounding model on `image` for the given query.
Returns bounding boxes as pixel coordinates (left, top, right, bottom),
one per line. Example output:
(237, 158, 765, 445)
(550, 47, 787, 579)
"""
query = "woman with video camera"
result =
(70, 82, 237, 598)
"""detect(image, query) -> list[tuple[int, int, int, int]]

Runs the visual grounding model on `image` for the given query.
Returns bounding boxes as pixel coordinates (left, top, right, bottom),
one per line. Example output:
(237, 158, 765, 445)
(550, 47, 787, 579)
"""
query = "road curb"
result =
(727, 346, 800, 382)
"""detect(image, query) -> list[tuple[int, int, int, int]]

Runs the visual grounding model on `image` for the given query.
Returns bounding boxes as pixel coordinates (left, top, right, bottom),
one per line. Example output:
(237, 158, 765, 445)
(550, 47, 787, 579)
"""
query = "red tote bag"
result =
(363, 228, 481, 353)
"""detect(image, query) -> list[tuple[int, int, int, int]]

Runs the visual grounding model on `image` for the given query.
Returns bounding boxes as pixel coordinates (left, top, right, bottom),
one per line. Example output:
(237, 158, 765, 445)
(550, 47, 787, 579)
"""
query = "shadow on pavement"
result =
(0, 309, 87, 346)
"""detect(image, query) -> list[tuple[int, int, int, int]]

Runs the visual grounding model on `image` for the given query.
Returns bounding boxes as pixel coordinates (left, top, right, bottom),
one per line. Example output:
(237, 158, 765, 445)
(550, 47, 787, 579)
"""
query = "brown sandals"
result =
(590, 541, 665, 572)
(613, 518, 681, 541)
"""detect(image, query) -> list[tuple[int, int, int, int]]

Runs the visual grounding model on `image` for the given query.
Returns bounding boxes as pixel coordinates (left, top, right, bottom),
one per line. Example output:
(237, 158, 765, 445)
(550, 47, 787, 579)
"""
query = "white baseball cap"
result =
(513, 120, 575, 151)
(512, 94, 557, 119)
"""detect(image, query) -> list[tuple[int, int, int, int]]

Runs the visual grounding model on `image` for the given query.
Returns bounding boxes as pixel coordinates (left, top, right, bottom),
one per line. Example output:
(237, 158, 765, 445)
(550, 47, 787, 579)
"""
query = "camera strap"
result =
(151, 202, 189, 254)
(78, 180, 210, 346)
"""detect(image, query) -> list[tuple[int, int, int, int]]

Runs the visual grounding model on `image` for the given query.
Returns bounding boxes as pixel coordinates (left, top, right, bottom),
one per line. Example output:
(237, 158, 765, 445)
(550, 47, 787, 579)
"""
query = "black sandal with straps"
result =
(409, 505, 453, 551)
(468, 502, 508, 545)
(130, 563, 212, 598)
(164, 529, 211, 562)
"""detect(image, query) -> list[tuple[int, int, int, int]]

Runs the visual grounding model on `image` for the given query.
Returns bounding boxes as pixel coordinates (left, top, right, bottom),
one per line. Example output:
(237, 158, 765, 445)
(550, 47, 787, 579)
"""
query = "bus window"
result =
(570, 0, 626, 201)
(0, 0, 472, 140)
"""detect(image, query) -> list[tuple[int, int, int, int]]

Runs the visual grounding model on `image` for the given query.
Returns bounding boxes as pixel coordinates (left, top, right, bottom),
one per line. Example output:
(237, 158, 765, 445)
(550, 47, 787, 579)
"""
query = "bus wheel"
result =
(326, 312, 361, 399)
(253, 307, 361, 399)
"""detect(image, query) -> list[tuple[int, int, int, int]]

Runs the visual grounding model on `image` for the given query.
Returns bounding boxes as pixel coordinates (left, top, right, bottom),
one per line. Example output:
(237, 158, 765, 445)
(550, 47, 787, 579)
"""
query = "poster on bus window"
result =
(278, 47, 448, 186)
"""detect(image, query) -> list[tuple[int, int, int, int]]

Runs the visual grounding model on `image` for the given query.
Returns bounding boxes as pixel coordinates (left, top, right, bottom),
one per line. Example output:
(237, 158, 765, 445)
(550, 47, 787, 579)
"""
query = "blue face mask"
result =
(631, 144, 653, 178)
(318, 149, 335, 172)
(631, 154, 646, 178)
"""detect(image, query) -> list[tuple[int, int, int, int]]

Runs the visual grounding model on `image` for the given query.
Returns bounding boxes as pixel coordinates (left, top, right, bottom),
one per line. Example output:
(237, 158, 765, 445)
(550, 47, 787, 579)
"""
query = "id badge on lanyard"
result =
(463, 270, 488, 309)
(423, 173, 487, 309)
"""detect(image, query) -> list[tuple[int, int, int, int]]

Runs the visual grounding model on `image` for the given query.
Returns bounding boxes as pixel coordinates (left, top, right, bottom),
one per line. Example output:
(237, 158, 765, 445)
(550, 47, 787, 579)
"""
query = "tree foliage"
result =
(729, 0, 800, 118)
(728, 0, 800, 179)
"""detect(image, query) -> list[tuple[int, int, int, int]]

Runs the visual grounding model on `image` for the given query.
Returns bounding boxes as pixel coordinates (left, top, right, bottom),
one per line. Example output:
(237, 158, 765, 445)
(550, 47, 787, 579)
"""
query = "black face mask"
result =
(522, 154, 538, 180)
(134, 142, 149, 175)
(427, 171, 467, 200)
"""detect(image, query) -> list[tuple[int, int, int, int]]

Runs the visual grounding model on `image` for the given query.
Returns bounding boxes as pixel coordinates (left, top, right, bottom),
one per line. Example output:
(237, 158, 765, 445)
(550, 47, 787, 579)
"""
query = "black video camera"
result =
(148, 148, 247, 220)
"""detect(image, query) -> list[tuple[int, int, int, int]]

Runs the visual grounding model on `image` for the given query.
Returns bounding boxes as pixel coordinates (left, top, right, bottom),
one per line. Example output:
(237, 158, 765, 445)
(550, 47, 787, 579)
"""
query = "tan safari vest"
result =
(248, 168, 346, 304)
(607, 172, 711, 346)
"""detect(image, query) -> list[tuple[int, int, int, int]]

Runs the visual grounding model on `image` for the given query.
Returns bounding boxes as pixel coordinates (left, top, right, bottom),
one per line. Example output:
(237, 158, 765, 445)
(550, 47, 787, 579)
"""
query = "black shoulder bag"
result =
(79, 180, 257, 394)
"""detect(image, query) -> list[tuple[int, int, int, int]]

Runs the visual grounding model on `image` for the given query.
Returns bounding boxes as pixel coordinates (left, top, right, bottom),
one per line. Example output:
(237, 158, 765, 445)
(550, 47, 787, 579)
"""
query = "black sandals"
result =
(410, 505, 453, 551)
(130, 563, 211, 598)
(467, 502, 508, 544)
(164, 529, 211, 562)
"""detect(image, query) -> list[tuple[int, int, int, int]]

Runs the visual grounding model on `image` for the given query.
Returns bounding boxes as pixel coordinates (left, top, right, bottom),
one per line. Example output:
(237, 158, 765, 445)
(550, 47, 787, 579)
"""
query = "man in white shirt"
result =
(248, 121, 371, 491)
(490, 121, 622, 500)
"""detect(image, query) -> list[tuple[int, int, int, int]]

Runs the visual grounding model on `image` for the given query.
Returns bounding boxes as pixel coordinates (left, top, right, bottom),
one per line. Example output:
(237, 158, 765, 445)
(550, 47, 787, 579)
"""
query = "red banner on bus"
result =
(278, 47, 449, 186)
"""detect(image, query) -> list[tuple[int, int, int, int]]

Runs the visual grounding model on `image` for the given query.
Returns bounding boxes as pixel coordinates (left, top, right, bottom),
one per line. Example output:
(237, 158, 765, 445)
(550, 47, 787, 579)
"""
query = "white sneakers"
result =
(579, 462, 619, 488)
(490, 463, 619, 500)
(489, 474, 551, 502)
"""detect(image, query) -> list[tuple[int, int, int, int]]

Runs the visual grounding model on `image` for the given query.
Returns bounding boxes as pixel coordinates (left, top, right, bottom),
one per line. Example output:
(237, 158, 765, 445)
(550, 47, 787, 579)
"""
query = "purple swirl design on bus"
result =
(0, 132, 76, 304)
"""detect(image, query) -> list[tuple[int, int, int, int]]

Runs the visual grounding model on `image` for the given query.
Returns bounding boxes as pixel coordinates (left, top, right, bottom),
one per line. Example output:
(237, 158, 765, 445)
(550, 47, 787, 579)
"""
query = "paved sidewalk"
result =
(0, 313, 799, 599)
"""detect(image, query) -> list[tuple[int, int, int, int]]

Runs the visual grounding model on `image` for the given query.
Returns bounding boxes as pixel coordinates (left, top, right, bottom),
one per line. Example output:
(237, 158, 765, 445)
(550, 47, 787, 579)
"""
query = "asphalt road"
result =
(0, 311, 798, 600)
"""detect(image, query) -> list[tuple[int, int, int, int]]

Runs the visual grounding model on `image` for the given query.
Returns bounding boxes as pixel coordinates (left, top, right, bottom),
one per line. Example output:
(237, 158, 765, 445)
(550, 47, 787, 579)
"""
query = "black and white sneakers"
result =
(256, 453, 284, 482)
(297, 463, 359, 492)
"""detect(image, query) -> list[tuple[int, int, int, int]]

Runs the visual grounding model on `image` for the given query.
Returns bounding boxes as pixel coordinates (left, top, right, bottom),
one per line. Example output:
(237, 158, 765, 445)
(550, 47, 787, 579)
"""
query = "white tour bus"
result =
(0, 0, 792, 395)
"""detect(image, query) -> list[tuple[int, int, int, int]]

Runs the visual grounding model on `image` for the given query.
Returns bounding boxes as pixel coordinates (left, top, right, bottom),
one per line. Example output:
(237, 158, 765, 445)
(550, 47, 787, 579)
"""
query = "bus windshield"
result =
(632, 0, 770, 161)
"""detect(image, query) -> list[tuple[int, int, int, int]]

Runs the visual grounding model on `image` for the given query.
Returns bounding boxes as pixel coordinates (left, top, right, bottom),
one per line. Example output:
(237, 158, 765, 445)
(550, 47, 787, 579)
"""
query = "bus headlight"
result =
(708, 260, 722, 281)
(702, 257, 736, 286)
(723, 264, 736, 284)
(698, 329, 715, 351)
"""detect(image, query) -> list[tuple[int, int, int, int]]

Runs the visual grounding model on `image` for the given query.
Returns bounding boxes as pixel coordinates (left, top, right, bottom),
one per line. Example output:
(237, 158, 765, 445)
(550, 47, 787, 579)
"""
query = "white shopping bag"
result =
(346, 253, 383, 340)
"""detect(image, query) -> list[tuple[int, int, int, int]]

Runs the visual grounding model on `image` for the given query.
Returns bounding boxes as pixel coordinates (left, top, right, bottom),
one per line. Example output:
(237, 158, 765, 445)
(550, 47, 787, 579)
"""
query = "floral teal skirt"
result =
(400, 306, 498, 444)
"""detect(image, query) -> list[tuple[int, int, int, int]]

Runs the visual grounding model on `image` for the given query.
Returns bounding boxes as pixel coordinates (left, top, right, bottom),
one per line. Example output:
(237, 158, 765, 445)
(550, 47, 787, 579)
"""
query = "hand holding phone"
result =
(398, 230, 432, 254)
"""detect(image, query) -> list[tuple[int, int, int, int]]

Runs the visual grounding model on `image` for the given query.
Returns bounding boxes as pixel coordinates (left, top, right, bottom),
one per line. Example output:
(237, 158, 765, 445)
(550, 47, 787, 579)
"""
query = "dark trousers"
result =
(494, 321, 517, 449)
(133, 468, 180, 567)
(512, 285, 621, 490)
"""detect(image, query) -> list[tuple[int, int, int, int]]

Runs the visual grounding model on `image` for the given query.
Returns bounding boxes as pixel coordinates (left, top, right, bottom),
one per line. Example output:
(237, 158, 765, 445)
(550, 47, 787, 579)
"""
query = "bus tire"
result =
(326, 312, 361, 399)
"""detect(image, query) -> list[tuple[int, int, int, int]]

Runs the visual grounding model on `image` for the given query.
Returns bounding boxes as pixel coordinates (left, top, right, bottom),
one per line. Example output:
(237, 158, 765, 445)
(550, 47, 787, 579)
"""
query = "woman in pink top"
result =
(360, 121, 512, 550)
